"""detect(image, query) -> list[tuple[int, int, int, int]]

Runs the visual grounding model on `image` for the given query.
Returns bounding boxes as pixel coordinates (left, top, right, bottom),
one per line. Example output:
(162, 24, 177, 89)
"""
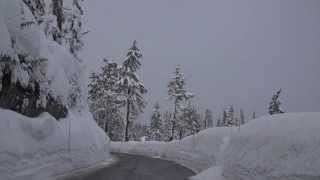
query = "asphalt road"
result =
(64, 153, 195, 180)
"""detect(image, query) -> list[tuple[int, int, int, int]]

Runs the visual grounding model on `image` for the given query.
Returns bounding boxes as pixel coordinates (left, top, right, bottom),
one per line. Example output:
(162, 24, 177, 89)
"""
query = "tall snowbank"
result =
(0, 0, 111, 179)
(0, 109, 110, 180)
(111, 113, 320, 180)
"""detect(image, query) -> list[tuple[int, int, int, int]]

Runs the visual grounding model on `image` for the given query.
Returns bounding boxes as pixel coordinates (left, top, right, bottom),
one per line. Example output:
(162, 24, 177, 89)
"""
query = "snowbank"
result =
(0, 1, 111, 179)
(0, 109, 110, 180)
(111, 113, 320, 180)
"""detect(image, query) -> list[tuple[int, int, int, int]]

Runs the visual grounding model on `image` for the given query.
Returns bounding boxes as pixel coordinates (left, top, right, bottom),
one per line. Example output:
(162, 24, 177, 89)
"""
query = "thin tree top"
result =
(123, 40, 142, 72)
(167, 65, 194, 101)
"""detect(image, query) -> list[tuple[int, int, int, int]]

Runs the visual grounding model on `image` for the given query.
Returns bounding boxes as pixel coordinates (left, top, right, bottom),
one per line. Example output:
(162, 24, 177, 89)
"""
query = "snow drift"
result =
(111, 113, 320, 180)
(0, 0, 110, 179)
(0, 109, 110, 180)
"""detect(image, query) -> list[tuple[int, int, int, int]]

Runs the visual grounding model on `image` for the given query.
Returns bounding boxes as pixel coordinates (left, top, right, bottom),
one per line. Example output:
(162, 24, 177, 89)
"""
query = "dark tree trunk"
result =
(124, 99, 130, 141)
(169, 99, 178, 141)
(52, 0, 63, 31)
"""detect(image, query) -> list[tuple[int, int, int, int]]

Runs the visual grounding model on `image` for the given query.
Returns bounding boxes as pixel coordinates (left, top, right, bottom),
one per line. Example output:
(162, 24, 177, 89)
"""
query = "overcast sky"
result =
(81, 0, 320, 122)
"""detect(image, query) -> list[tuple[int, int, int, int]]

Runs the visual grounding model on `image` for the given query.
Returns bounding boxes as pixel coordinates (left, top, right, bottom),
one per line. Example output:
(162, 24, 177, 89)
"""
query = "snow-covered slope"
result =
(0, 109, 110, 180)
(112, 113, 320, 180)
(0, 0, 111, 179)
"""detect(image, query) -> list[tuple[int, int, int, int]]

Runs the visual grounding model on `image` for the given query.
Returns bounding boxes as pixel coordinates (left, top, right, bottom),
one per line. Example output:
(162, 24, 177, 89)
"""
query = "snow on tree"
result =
(221, 110, 228, 127)
(269, 89, 284, 115)
(0, 0, 89, 119)
(118, 40, 147, 141)
(162, 111, 173, 141)
(147, 102, 163, 141)
(204, 109, 213, 128)
(62, 0, 85, 58)
(226, 105, 237, 126)
(23, 0, 85, 58)
(167, 65, 193, 141)
(88, 59, 124, 141)
(129, 123, 148, 141)
(179, 102, 201, 137)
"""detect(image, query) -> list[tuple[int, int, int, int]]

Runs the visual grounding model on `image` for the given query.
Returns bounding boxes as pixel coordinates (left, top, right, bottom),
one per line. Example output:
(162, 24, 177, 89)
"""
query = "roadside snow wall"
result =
(0, 109, 110, 180)
(112, 113, 320, 180)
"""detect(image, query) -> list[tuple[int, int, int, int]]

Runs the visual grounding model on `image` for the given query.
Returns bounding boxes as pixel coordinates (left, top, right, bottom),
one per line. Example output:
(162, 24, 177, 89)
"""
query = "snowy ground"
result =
(0, 109, 110, 180)
(111, 113, 320, 180)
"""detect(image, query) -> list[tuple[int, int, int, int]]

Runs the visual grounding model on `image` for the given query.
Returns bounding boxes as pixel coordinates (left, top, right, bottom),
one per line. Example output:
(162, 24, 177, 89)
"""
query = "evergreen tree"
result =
(129, 123, 148, 141)
(239, 108, 245, 125)
(148, 102, 163, 141)
(23, 0, 85, 57)
(88, 59, 124, 141)
(269, 89, 284, 115)
(216, 116, 222, 127)
(63, 0, 85, 58)
(118, 41, 147, 141)
(179, 102, 201, 137)
(167, 65, 193, 141)
(204, 109, 213, 128)
(162, 111, 173, 141)
(252, 112, 256, 119)
(226, 105, 237, 126)
(222, 110, 228, 126)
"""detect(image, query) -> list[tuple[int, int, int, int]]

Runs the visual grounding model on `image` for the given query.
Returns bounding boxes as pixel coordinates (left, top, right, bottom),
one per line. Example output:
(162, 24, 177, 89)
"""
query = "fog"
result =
(81, 0, 320, 122)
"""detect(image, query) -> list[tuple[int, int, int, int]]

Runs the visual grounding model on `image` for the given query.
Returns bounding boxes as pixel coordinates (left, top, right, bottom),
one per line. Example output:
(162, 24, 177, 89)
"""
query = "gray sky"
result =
(81, 0, 320, 122)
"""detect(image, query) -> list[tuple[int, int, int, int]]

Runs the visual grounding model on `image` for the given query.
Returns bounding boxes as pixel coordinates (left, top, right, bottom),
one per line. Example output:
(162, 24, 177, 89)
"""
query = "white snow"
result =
(0, 0, 86, 106)
(111, 113, 320, 180)
(0, 108, 110, 180)
(0, 1, 111, 179)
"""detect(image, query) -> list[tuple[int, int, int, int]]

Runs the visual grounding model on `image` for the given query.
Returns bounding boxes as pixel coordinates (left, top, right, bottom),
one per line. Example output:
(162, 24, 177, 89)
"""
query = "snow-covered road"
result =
(64, 153, 195, 180)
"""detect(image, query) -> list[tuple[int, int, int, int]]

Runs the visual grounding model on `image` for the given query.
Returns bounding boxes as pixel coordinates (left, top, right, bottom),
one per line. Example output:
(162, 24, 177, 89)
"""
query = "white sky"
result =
(81, 0, 320, 123)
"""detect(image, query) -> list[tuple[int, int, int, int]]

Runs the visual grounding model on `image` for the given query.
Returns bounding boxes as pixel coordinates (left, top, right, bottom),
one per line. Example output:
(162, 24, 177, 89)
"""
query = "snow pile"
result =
(0, 109, 110, 180)
(0, 1, 111, 179)
(112, 113, 320, 180)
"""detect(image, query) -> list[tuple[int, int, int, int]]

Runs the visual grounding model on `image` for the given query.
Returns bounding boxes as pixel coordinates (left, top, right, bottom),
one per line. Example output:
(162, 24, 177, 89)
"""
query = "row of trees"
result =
(147, 102, 214, 141)
(88, 41, 147, 141)
(88, 40, 285, 141)
(145, 86, 284, 141)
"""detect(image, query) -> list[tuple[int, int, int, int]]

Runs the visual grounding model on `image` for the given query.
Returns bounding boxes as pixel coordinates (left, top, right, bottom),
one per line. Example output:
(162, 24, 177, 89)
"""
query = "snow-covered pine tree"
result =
(88, 59, 124, 141)
(147, 102, 163, 141)
(167, 65, 193, 141)
(63, 0, 85, 58)
(22, 0, 45, 21)
(204, 109, 213, 128)
(179, 102, 201, 137)
(239, 108, 245, 125)
(269, 89, 284, 115)
(226, 105, 237, 126)
(162, 111, 173, 141)
(23, 0, 85, 58)
(222, 110, 228, 126)
(129, 123, 148, 141)
(118, 41, 147, 142)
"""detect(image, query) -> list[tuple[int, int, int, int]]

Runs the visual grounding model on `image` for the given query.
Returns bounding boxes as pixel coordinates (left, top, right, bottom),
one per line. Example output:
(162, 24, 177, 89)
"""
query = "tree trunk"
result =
(169, 99, 178, 141)
(124, 98, 130, 142)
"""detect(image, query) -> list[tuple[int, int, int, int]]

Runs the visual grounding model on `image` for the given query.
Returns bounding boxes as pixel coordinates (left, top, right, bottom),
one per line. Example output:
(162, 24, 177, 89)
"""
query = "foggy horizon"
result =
(81, 0, 320, 122)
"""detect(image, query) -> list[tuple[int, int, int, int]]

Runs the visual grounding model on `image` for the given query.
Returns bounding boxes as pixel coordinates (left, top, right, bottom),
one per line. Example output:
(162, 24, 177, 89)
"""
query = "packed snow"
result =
(0, 0, 111, 179)
(0, 109, 110, 180)
(111, 113, 320, 180)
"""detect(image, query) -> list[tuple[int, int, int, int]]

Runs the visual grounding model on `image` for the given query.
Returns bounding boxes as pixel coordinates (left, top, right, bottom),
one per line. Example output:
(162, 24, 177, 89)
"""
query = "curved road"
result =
(64, 153, 195, 180)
